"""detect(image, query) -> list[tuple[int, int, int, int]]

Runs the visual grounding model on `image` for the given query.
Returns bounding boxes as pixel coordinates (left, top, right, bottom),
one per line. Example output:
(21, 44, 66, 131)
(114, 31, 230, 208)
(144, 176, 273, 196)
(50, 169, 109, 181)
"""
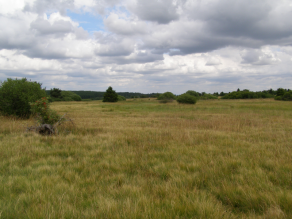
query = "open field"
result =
(0, 98, 291, 218)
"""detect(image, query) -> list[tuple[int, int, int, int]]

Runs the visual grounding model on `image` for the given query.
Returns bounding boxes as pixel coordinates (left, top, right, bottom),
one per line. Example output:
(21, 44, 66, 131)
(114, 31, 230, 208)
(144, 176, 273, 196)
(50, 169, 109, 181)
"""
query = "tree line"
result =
(1, 78, 291, 118)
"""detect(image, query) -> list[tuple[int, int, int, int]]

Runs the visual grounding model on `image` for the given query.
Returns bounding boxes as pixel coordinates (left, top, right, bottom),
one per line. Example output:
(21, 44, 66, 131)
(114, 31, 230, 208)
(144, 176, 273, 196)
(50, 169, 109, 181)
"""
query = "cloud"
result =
(241, 48, 280, 65)
(1, 0, 292, 94)
(126, 0, 179, 24)
(104, 13, 149, 35)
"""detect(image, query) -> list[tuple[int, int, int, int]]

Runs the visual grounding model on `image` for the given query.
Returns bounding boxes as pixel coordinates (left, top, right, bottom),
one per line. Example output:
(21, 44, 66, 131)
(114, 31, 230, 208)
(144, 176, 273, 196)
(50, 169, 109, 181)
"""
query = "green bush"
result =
(157, 92, 176, 100)
(30, 97, 60, 125)
(282, 91, 292, 101)
(50, 88, 62, 98)
(177, 94, 197, 104)
(50, 90, 82, 102)
(275, 91, 292, 101)
(276, 88, 286, 97)
(0, 78, 47, 118)
(103, 86, 118, 102)
(118, 95, 126, 101)
(186, 90, 200, 97)
(200, 94, 218, 100)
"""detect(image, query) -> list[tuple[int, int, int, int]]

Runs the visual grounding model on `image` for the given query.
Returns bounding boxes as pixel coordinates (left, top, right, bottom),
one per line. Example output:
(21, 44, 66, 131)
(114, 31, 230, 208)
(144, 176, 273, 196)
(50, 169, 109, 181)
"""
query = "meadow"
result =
(0, 98, 291, 218)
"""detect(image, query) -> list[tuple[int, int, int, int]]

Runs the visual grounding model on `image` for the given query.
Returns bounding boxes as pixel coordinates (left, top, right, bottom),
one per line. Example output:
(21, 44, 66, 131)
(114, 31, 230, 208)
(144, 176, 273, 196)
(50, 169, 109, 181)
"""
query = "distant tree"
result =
(50, 88, 62, 98)
(0, 78, 47, 118)
(186, 90, 200, 97)
(103, 86, 118, 102)
(276, 88, 285, 96)
(237, 88, 240, 92)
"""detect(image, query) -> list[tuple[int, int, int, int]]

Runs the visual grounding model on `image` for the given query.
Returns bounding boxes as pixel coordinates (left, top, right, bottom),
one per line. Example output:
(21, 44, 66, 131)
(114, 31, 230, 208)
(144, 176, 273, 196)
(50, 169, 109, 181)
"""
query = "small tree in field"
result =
(103, 86, 118, 102)
(0, 78, 47, 118)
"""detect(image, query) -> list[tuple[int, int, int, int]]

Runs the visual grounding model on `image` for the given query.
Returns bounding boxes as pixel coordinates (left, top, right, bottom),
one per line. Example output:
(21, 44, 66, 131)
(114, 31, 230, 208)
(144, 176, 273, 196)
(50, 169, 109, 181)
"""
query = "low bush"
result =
(177, 93, 197, 104)
(30, 97, 60, 125)
(118, 95, 126, 101)
(199, 94, 218, 100)
(157, 92, 176, 103)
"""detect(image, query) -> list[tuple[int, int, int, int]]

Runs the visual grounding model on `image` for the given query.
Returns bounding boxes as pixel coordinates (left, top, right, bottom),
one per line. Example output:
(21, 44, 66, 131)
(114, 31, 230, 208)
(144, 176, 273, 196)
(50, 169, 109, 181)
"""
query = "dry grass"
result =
(0, 98, 291, 218)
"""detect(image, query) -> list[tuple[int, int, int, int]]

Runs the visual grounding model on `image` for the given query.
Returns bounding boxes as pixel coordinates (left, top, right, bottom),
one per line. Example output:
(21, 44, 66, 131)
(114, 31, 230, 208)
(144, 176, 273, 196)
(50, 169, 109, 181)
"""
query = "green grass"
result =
(0, 98, 291, 218)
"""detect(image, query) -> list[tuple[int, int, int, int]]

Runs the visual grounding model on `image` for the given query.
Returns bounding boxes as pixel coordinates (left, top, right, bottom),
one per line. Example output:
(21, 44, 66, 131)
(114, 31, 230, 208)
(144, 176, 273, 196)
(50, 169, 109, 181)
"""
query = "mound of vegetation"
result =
(157, 92, 176, 103)
(118, 95, 126, 101)
(0, 78, 47, 118)
(222, 90, 274, 99)
(199, 94, 218, 100)
(49, 88, 82, 102)
(185, 90, 217, 100)
(177, 93, 197, 104)
(274, 88, 292, 101)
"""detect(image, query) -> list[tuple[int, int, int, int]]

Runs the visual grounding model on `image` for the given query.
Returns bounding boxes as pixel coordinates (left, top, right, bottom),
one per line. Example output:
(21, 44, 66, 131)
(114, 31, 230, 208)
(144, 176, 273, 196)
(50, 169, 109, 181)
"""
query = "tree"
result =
(186, 90, 200, 97)
(0, 78, 47, 118)
(103, 86, 118, 102)
(50, 88, 62, 98)
(276, 88, 285, 96)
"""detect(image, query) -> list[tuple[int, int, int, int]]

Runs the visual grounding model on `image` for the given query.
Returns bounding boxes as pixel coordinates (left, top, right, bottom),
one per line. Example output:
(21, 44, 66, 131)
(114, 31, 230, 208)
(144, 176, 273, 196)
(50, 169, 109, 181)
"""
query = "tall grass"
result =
(0, 98, 291, 218)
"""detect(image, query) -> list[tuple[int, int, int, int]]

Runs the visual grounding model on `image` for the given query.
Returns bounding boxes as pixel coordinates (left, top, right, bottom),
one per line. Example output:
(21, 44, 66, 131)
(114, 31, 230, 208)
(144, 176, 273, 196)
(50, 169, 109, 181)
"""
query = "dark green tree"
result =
(276, 88, 285, 96)
(0, 78, 47, 118)
(50, 88, 62, 98)
(186, 90, 200, 97)
(103, 86, 118, 102)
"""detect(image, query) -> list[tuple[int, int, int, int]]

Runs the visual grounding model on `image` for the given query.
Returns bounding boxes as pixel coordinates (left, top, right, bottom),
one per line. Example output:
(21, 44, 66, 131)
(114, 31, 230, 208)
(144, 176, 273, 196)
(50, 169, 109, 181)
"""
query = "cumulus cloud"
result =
(0, 0, 292, 93)
(126, 0, 179, 24)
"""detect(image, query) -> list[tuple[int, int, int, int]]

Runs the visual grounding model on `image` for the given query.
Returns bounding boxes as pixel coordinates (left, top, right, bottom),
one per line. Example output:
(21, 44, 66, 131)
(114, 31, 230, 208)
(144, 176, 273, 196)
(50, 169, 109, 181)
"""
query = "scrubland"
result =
(0, 98, 291, 218)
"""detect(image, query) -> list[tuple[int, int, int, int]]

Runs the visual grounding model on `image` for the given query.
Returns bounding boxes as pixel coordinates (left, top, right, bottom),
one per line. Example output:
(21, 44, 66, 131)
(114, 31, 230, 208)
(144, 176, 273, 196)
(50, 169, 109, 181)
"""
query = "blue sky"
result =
(67, 10, 104, 32)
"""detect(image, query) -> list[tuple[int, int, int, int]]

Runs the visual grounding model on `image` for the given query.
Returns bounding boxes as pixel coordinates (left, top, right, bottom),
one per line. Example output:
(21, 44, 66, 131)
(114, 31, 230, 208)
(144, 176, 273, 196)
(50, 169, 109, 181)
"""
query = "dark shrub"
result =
(50, 88, 62, 98)
(177, 94, 197, 104)
(0, 78, 47, 118)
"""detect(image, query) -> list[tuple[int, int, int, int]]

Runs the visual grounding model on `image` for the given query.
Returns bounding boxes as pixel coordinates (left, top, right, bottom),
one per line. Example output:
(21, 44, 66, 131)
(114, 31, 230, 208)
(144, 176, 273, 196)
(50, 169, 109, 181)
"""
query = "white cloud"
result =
(0, 0, 292, 93)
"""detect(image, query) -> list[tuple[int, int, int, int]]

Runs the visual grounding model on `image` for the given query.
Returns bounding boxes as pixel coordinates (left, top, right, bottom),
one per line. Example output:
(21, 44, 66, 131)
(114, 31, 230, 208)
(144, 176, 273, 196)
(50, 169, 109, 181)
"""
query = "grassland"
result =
(0, 98, 291, 218)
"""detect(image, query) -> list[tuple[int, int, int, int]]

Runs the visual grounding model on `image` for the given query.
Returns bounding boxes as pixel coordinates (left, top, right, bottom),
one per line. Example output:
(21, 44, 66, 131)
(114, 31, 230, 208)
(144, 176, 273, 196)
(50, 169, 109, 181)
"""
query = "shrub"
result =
(157, 92, 176, 101)
(0, 78, 47, 118)
(200, 94, 218, 100)
(103, 86, 118, 102)
(50, 88, 62, 98)
(30, 97, 60, 125)
(177, 93, 197, 104)
(118, 95, 126, 101)
(186, 90, 200, 97)
(282, 91, 292, 101)
(276, 88, 286, 97)
(50, 91, 82, 102)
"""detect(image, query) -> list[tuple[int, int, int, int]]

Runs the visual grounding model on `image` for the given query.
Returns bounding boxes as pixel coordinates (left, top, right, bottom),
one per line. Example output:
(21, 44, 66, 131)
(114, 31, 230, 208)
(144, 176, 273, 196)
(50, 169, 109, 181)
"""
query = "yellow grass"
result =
(0, 98, 291, 218)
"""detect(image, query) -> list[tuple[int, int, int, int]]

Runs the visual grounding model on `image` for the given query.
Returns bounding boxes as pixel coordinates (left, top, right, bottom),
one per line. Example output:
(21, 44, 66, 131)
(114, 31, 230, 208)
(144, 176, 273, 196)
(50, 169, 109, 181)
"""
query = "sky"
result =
(0, 0, 292, 94)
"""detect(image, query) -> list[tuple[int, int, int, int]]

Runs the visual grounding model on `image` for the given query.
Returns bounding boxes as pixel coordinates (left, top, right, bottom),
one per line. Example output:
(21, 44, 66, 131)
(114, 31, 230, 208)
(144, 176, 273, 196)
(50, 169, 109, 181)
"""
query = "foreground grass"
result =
(0, 98, 291, 218)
